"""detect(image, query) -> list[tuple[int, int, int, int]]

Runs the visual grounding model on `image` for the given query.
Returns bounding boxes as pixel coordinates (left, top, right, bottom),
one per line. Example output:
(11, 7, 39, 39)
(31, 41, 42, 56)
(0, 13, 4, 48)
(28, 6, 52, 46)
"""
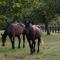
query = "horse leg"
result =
(9, 35, 15, 49)
(23, 34, 25, 48)
(27, 40, 33, 54)
(12, 37, 15, 49)
(18, 36, 21, 48)
(37, 37, 41, 53)
(32, 40, 36, 53)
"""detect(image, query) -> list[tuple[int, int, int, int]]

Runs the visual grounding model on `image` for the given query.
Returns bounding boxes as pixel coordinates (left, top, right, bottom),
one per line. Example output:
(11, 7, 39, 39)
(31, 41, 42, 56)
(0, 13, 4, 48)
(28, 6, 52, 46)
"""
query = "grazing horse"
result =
(25, 21, 42, 54)
(1, 21, 25, 49)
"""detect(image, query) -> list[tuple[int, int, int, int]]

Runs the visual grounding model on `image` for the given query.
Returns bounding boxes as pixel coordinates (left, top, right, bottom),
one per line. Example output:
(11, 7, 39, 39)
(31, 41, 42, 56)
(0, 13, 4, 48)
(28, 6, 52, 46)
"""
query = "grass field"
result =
(0, 31, 60, 60)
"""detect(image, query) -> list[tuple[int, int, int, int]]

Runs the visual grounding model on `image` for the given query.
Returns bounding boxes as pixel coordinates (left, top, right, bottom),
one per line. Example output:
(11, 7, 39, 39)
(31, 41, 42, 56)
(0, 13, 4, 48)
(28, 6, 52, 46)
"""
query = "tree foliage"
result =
(0, 0, 60, 30)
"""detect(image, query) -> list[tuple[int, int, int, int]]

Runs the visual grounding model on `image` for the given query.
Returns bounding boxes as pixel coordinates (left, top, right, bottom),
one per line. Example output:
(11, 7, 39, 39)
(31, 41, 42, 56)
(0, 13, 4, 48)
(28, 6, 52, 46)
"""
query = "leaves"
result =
(0, 0, 60, 29)
(13, 3, 22, 8)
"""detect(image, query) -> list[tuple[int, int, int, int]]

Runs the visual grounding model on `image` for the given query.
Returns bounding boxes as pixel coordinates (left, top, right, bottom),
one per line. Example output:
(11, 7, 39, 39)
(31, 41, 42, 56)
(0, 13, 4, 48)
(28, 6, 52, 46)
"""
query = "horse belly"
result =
(15, 27, 24, 36)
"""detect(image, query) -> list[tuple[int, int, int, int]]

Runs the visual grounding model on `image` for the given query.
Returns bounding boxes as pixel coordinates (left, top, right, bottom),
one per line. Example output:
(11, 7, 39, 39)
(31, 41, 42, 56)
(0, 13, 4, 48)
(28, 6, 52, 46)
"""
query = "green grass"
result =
(0, 31, 60, 60)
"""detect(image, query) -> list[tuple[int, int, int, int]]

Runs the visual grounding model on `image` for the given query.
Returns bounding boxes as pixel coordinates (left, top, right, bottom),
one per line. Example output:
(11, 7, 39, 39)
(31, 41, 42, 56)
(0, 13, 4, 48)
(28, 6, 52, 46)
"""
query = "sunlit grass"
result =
(0, 31, 60, 60)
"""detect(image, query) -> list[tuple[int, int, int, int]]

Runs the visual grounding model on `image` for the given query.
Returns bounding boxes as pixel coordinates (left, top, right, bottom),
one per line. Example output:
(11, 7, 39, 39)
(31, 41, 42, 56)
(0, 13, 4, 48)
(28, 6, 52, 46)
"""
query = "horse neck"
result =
(3, 30, 8, 38)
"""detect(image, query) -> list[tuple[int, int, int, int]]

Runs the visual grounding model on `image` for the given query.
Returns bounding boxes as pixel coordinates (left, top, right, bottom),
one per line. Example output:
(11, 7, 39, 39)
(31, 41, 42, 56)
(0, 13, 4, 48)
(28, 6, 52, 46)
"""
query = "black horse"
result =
(25, 21, 42, 54)
(1, 21, 25, 49)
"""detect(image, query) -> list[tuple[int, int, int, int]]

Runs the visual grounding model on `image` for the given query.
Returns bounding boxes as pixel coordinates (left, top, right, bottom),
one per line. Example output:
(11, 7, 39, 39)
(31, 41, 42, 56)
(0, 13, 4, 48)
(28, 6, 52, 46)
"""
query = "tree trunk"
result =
(45, 23, 50, 35)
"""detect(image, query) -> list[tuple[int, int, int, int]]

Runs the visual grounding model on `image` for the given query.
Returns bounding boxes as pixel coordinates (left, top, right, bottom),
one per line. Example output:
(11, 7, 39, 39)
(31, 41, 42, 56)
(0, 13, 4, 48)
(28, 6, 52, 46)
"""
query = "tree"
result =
(0, 0, 60, 32)
(30, 0, 59, 35)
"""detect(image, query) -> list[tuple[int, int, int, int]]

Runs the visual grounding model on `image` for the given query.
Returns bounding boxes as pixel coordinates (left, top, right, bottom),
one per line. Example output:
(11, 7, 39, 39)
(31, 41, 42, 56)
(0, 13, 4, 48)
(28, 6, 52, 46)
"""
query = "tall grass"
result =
(0, 31, 60, 60)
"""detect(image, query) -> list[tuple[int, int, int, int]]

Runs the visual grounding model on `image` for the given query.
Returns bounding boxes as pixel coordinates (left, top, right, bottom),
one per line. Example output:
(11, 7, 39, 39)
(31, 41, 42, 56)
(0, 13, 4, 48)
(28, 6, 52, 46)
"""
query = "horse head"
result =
(24, 20, 33, 29)
(1, 31, 7, 46)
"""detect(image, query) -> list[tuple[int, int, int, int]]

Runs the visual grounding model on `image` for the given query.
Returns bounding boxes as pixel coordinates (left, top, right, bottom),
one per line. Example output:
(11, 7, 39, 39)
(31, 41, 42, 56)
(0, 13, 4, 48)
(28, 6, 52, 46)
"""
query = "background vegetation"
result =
(0, 31, 60, 60)
(0, 0, 60, 30)
(0, 0, 60, 60)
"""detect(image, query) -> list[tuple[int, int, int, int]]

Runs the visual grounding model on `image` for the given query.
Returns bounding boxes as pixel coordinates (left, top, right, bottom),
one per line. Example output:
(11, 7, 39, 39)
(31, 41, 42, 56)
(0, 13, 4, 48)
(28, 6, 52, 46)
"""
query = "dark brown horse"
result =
(24, 21, 42, 54)
(1, 21, 25, 49)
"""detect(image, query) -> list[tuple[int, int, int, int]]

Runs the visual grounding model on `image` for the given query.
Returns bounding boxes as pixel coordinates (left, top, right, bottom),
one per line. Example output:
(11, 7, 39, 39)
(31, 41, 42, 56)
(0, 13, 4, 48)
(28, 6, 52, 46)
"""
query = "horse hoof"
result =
(30, 52, 33, 55)
(33, 49, 35, 53)
(12, 48, 15, 49)
(37, 50, 39, 53)
(12, 47, 15, 49)
(2, 44, 5, 46)
(23, 46, 25, 48)
(18, 46, 20, 48)
(30, 51, 34, 55)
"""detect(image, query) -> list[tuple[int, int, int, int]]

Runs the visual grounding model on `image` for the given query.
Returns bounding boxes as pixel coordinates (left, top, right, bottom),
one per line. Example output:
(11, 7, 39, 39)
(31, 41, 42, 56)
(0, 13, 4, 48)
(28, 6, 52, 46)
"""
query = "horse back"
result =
(32, 25, 42, 37)
(7, 22, 25, 36)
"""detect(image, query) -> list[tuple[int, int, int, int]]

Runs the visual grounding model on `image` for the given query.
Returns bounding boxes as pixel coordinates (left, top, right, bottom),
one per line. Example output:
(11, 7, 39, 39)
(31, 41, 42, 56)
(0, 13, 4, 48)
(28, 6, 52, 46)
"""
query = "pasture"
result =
(0, 31, 60, 60)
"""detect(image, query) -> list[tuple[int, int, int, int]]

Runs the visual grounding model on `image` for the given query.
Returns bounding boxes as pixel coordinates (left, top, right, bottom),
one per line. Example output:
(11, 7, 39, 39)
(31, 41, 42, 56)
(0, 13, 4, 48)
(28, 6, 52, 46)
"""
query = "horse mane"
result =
(19, 22, 25, 28)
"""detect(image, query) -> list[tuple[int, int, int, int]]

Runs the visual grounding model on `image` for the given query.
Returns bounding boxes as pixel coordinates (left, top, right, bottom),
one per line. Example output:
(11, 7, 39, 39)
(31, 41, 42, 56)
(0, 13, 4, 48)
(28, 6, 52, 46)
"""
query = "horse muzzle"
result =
(2, 43, 5, 46)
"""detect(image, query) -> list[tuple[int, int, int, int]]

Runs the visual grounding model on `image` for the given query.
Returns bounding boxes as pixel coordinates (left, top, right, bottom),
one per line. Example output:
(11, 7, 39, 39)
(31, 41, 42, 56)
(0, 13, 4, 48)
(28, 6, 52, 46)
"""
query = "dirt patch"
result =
(4, 54, 26, 60)
(3, 54, 41, 60)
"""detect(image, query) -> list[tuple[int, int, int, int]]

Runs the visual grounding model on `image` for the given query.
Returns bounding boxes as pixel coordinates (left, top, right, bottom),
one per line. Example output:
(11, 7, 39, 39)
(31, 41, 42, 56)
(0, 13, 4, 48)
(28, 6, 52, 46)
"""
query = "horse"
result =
(24, 21, 43, 54)
(1, 21, 25, 49)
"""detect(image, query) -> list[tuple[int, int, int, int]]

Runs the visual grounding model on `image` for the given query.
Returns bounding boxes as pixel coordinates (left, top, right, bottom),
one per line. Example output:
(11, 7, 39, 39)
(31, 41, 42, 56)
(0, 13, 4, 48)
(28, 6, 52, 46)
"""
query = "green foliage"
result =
(0, 0, 60, 29)
(0, 15, 8, 30)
